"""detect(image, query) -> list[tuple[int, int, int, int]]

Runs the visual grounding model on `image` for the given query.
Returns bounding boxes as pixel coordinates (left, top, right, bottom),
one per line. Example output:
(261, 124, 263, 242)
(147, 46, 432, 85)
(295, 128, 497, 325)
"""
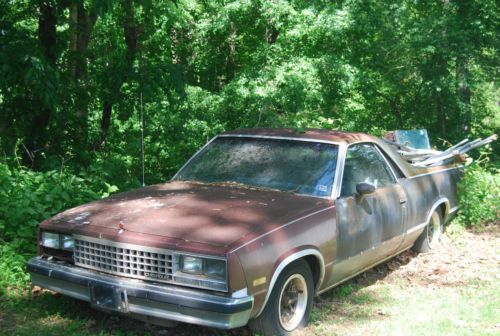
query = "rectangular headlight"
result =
(61, 235, 74, 250)
(41, 231, 60, 249)
(181, 256, 203, 274)
(204, 259, 226, 280)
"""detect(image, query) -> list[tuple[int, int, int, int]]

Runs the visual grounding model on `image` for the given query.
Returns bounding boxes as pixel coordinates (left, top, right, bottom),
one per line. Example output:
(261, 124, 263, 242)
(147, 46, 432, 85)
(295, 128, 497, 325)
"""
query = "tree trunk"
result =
(26, 0, 58, 166)
(456, 56, 472, 132)
(266, 25, 279, 44)
(225, 22, 236, 84)
(69, 2, 78, 76)
(94, 0, 138, 151)
(99, 100, 113, 146)
(436, 94, 446, 137)
(39, 1, 57, 66)
(392, 102, 403, 129)
(123, 0, 138, 59)
(70, 3, 98, 158)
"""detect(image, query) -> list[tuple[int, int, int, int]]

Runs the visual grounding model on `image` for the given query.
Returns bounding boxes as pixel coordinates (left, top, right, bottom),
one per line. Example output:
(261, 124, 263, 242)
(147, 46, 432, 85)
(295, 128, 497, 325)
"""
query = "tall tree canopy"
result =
(0, 0, 498, 187)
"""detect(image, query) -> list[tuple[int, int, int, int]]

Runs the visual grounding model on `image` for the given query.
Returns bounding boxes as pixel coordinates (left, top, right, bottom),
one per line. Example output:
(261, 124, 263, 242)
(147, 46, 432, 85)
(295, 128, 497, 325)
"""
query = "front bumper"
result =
(27, 257, 253, 329)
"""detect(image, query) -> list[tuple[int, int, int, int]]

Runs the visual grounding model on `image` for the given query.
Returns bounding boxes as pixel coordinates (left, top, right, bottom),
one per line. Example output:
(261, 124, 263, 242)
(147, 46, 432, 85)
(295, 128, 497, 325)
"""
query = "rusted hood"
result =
(42, 181, 332, 252)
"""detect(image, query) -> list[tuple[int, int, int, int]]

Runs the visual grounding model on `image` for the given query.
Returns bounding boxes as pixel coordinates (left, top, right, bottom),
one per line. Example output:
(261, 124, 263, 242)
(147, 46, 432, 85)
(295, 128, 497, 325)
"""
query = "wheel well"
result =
(256, 250, 324, 317)
(303, 255, 321, 292)
(438, 202, 448, 222)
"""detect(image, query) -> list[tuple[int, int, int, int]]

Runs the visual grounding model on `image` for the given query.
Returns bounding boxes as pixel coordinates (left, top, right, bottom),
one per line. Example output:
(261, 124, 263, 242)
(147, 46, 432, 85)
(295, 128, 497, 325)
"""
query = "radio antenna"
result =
(139, 50, 145, 187)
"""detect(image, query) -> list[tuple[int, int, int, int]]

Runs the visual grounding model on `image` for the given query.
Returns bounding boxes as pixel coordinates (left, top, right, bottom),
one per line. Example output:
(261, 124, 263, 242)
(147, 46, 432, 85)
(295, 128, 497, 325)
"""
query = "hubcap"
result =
(278, 274, 308, 331)
(426, 211, 441, 247)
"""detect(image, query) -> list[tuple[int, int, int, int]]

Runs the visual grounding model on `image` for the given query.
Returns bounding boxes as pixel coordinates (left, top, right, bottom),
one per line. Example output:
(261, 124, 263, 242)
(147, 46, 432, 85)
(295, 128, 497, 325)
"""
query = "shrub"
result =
(0, 163, 118, 256)
(0, 241, 31, 293)
(455, 162, 499, 228)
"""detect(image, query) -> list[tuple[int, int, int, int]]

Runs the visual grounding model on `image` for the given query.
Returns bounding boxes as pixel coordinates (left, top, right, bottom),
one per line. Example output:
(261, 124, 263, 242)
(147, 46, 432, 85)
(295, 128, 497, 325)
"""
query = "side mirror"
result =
(356, 182, 376, 195)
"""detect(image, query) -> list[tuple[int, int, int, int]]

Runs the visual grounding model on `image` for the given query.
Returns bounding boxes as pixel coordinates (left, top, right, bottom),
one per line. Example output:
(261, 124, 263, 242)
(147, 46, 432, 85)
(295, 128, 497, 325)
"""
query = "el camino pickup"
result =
(27, 128, 462, 335)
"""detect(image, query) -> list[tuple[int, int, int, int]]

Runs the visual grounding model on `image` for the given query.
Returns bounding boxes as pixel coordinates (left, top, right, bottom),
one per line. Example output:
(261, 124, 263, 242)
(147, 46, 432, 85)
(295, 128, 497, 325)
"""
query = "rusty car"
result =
(27, 128, 463, 335)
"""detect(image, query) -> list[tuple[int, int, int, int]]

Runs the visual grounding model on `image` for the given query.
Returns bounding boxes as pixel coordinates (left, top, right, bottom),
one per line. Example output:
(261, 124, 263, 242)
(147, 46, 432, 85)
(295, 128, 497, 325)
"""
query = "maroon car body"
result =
(28, 128, 461, 335)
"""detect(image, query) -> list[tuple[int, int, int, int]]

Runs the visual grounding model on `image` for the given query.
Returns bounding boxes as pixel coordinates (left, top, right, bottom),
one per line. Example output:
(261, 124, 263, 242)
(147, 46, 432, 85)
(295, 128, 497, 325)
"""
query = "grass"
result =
(302, 278, 499, 336)
(0, 227, 498, 336)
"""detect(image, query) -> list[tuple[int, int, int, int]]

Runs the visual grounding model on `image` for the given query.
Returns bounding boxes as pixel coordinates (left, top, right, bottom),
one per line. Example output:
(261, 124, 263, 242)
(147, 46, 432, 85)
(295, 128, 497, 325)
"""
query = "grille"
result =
(74, 236, 174, 283)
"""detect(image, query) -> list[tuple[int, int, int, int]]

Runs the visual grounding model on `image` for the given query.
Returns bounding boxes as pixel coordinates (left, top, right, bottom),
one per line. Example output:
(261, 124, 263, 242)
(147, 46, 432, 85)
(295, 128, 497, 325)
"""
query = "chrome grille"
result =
(74, 236, 174, 283)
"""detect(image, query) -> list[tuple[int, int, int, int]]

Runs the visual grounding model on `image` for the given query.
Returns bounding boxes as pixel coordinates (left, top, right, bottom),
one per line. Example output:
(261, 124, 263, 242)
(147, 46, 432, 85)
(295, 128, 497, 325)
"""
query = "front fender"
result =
(232, 205, 336, 318)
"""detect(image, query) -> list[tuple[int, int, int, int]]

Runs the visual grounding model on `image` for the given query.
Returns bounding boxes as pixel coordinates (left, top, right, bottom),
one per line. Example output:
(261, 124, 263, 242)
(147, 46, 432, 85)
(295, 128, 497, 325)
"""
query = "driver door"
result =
(330, 143, 407, 284)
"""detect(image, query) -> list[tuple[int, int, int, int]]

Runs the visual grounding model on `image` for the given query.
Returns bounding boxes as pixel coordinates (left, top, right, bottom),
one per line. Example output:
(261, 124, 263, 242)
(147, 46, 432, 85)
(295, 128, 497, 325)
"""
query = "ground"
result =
(0, 225, 498, 336)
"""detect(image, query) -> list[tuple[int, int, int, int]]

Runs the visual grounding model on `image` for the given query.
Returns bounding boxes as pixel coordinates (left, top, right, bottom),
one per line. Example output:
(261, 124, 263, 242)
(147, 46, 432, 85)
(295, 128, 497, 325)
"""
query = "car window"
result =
(175, 137, 339, 197)
(340, 143, 396, 197)
(377, 145, 405, 179)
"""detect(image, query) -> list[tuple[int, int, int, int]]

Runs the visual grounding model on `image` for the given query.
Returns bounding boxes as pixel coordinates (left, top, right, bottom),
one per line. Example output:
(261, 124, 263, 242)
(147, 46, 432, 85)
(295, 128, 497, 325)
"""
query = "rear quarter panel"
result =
(399, 166, 462, 246)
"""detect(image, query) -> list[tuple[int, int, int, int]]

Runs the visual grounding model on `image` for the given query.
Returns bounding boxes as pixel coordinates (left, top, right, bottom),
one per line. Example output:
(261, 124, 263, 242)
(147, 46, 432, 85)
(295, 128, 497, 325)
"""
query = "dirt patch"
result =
(355, 225, 499, 289)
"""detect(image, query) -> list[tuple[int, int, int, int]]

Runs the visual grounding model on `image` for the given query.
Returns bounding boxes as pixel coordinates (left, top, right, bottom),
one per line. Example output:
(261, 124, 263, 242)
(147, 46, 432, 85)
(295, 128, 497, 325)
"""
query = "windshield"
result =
(175, 137, 339, 197)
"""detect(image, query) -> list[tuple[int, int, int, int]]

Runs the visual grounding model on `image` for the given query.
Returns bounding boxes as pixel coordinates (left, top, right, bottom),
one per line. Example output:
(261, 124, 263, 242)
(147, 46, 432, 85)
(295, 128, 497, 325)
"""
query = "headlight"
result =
(204, 259, 226, 280)
(181, 256, 203, 274)
(41, 231, 60, 249)
(176, 254, 227, 291)
(41, 231, 74, 250)
(61, 235, 75, 250)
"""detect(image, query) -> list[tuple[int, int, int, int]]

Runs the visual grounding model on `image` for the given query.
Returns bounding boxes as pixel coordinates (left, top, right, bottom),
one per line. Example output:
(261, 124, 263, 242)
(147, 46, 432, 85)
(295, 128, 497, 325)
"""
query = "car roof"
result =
(222, 128, 377, 144)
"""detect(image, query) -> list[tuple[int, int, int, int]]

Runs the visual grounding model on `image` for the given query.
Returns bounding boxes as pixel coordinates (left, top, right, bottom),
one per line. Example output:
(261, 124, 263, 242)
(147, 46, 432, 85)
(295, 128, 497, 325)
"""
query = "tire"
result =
(413, 208, 443, 253)
(249, 259, 314, 336)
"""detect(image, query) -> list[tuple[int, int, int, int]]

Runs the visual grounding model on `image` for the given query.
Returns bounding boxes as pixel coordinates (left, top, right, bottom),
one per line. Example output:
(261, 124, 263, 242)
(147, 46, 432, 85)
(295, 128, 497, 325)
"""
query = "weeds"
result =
(455, 160, 499, 228)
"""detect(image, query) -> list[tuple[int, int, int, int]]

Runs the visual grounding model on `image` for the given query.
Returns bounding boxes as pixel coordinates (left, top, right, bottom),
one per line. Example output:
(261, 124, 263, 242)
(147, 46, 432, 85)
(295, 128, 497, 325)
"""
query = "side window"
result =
(376, 145, 405, 179)
(340, 143, 396, 197)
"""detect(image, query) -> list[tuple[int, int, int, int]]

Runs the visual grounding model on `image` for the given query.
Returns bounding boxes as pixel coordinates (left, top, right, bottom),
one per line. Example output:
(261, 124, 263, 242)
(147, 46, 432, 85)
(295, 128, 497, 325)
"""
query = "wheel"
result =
(413, 209, 443, 253)
(249, 259, 314, 336)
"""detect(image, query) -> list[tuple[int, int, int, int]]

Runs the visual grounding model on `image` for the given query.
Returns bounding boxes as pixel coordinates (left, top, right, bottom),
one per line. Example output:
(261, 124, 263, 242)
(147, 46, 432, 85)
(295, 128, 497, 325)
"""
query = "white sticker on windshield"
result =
(318, 185, 328, 192)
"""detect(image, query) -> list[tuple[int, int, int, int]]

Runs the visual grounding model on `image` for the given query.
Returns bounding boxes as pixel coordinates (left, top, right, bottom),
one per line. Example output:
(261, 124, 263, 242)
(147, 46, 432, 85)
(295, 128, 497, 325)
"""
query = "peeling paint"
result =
(74, 212, 91, 221)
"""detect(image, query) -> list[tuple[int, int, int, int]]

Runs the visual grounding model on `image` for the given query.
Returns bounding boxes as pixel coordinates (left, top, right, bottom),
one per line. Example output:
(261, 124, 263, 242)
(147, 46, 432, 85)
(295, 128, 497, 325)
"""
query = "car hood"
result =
(42, 181, 333, 251)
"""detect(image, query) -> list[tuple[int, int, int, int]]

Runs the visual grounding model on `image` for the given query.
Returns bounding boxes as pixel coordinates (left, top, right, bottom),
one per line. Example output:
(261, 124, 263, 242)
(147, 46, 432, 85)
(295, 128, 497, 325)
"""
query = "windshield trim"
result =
(217, 134, 343, 146)
(172, 134, 344, 199)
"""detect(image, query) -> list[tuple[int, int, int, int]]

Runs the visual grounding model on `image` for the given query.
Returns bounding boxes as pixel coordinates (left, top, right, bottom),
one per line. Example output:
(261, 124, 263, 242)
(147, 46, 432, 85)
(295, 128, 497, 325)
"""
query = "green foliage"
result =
(1, 0, 498, 175)
(334, 283, 355, 299)
(0, 241, 31, 292)
(0, 163, 118, 254)
(456, 161, 499, 228)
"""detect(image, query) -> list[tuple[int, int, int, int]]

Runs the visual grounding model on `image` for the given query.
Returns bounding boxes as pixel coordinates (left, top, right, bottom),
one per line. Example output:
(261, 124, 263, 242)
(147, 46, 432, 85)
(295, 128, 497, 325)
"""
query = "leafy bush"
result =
(0, 241, 31, 292)
(0, 163, 118, 257)
(455, 162, 499, 228)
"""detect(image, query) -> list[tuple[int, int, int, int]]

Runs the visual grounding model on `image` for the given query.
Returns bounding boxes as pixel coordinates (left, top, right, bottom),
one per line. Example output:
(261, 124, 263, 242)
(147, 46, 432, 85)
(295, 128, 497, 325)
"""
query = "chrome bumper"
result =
(27, 257, 253, 329)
